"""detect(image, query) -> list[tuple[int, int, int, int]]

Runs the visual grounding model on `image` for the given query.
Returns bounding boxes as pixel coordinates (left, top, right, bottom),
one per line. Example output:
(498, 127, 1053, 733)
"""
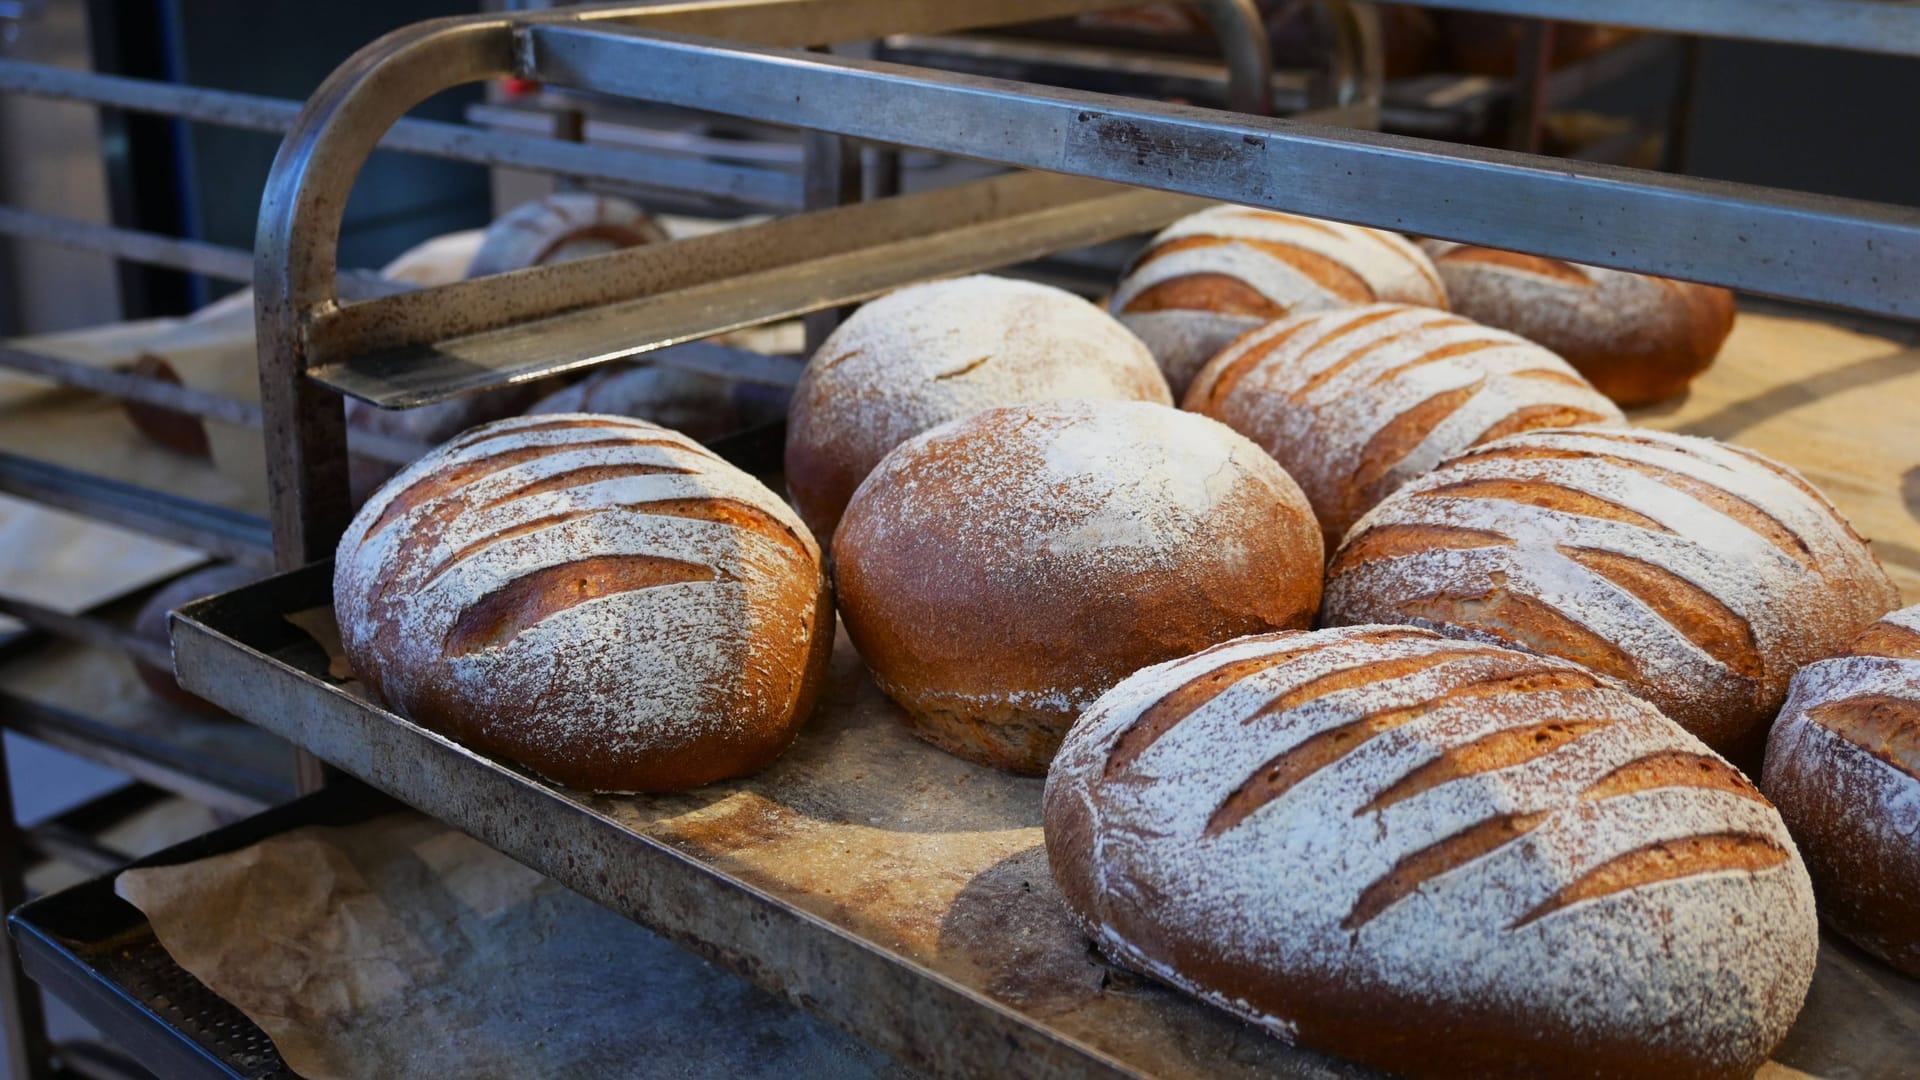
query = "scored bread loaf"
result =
(1183, 303, 1624, 546)
(1323, 427, 1900, 767)
(1110, 205, 1448, 394)
(833, 399, 1322, 774)
(334, 413, 832, 793)
(1045, 625, 1817, 1080)
(465, 193, 668, 278)
(785, 275, 1171, 545)
(1423, 241, 1736, 406)
(529, 361, 742, 443)
(1763, 604, 1920, 975)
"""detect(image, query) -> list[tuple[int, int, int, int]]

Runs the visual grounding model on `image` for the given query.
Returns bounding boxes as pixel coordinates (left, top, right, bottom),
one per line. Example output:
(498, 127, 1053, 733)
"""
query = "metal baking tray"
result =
(166, 564, 1920, 1079)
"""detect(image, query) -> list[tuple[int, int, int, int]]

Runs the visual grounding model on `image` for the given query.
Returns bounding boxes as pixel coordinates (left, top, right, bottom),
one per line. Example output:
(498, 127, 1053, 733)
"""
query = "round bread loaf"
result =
(1045, 624, 1817, 1080)
(465, 193, 668, 278)
(346, 380, 563, 505)
(1110, 205, 1447, 394)
(132, 563, 261, 715)
(1323, 427, 1900, 767)
(785, 275, 1171, 545)
(833, 399, 1321, 774)
(1422, 241, 1736, 406)
(1184, 303, 1624, 547)
(334, 413, 832, 792)
(1763, 604, 1920, 975)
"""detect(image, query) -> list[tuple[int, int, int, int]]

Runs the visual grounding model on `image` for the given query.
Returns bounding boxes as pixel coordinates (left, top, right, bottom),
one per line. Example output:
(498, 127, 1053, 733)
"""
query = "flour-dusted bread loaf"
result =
(1763, 604, 1920, 974)
(833, 399, 1321, 774)
(345, 380, 563, 505)
(1045, 625, 1818, 1080)
(1184, 303, 1624, 547)
(465, 193, 669, 278)
(1422, 242, 1736, 406)
(1324, 427, 1900, 767)
(785, 274, 1171, 544)
(334, 414, 832, 792)
(1110, 205, 1447, 394)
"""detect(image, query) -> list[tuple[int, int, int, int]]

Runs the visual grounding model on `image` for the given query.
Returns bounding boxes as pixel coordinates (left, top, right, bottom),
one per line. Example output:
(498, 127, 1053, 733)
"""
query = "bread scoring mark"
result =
(1130, 234, 1375, 303)
(931, 356, 993, 381)
(1849, 620, 1920, 660)
(418, 496, 811, 589)
(1206, 660, 1597, 836)
(1470, 405, 1615, 447)
(1346, 381, 1485, 517)
(1220, 207, 1342, 236)
(1413, 476, 1670, 533)
(1511, 833, 1789, 928)
(1102, 643, 1327, 780)
(1720, 441, 1868, 544)
(475, 459, 698, 510)
(1120, 273, 1283, 317)
(1365, 338, 1503, 387)
(1805, 695, 1920, 780)
(1580, 750, 1766, 804)
(1358, 720, 1607, 815)
(815, 347, 863, 372)
(1285, 307, 1420, 402)
(1101, 629, 1438, 780)
(1190, 317, 1320, 410)
(1505, 368, 1597, 389)
(1558, 546, 1763, 678)
(442, 554, 723, 657)
(1330, 524, 1513, 576)
(1267, 648, 1487, 714)
(1343, 812, 1548, 930)
(364, 438, 645, 541)
(1350, 227, 1448, 302)
(1400, 590, 1643, 682)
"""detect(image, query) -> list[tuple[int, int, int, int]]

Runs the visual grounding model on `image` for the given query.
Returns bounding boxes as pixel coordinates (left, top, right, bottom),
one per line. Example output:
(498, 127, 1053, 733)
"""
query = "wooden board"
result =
(1632, 310, 1920, 602)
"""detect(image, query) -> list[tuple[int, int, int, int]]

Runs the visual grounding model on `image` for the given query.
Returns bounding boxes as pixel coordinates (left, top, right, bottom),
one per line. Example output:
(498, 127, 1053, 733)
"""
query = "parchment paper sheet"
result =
(116, 813, 914, 1080)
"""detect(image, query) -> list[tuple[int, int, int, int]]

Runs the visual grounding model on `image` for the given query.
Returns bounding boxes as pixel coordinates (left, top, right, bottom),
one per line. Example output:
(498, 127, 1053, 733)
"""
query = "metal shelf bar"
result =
(0, 692, 278, 816)
(0, 597, 173, 672)
(527, 25, 1920, 322)
(308, 171, 1202, 407)
(0, 453, 273, 567)
(1400, 0, 1920, 57)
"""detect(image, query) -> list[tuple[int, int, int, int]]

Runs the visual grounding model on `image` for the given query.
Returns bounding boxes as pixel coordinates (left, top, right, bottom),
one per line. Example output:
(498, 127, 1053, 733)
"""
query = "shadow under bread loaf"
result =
(784, 274, 1172, 548)
(832, 399, 1322, 775)
(333, 413, 832, 793)
(1110, 204, 1448, 396)
(1323, 426, 1900, 770)
(1422, 241, 1736, 407)
(1763, 604, 1920, 975)
(1044, 625, 1817, 1080)
(1183, 303, 1624, 548)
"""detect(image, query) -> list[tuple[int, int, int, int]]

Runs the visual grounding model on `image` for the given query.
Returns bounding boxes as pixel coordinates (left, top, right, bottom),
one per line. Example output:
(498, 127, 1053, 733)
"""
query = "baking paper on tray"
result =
(115, 812, 910, 1080)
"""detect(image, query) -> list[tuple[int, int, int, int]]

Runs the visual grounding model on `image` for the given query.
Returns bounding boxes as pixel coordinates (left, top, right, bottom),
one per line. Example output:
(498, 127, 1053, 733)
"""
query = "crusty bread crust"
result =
(1184, 303, 1623, 547)
(1424, 241, 1736, 406)
(1045, 625, 1818, 1080)
(1763, 604, 1920, 974)
(334, 413, 832, 793)
(1113, 205, 1448, 394)
(833, 400, 1322, 774)
(464, 193, 668, 279)
(785, 274, 1171, 547)
(1324, 427, 1900, 768)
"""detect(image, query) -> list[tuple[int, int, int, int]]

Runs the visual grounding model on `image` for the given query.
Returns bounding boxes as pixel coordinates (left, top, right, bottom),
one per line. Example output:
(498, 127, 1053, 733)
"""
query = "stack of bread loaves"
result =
(327, 198, 1909, 1080)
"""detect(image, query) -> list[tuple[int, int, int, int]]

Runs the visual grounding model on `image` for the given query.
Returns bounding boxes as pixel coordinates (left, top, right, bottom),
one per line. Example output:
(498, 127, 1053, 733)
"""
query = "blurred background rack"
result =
(1, 1, 1918, 1078)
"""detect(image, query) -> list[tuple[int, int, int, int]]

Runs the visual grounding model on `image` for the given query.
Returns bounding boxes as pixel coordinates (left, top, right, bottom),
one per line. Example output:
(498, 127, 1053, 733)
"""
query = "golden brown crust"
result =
(833, 400, 1322, 774)
(1763, 607, 1920, 974)
(1427, 243, 1736, 407)
(336, 414, 832, 793)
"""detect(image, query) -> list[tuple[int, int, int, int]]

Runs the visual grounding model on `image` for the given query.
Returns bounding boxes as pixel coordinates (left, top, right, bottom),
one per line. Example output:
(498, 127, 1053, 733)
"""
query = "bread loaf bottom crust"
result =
(881, 694, 1068, 777)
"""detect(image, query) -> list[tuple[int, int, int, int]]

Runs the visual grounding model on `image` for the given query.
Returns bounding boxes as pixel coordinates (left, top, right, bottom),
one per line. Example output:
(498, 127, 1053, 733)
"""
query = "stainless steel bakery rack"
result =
(121, 2, 1920, 1078)
(0, 0, 1912, 1076)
